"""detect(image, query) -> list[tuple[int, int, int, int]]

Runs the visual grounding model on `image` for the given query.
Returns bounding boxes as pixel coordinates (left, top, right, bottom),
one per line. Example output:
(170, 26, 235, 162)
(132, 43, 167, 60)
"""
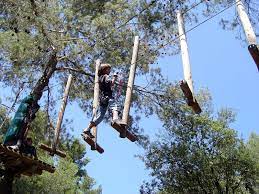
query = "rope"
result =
(135, 0, 242, 66)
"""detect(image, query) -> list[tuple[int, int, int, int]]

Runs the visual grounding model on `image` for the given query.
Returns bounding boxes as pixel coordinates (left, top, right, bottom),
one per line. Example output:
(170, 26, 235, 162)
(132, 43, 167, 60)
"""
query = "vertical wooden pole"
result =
(91, 59, 101, 149)
(236, 0, 259, 71)
(122, 36, 140, 125)
(52, 74, 72, 151)
(177, 10, 194, 95)
(236, 0, 257, 45)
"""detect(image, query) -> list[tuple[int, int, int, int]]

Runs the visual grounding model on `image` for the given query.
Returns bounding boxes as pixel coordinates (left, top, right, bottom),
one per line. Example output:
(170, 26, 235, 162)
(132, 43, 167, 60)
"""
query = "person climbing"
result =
(83, 63, 120, 138)
(20, 137, 37, 158)
(3, 95, 39, 150)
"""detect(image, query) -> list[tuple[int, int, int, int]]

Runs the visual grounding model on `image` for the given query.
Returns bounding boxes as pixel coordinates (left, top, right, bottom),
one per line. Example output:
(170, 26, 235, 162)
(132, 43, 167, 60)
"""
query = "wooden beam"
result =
(236, 0, 258, 71)
(122, 36, 140, 132)
(180, 80, 201, 114)
(180, 80, 194, 106)
(177, 11, 194, 94)
(177, 11, 202, 114)
(111, 121, 137, 142)
(0, 144, 55, 175)
(81, 134, 104, 154)
(39, 143, 66, 158)
(52, 74, 73, 157)
(236, 0, 257, 45)
(92, 59, 101, 149)
(248, 44, 259, 71)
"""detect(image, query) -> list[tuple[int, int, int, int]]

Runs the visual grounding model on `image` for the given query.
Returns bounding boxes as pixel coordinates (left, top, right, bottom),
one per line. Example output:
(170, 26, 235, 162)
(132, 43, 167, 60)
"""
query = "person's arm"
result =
(103, 74, 118, 87)
(111, 72, 118, 87)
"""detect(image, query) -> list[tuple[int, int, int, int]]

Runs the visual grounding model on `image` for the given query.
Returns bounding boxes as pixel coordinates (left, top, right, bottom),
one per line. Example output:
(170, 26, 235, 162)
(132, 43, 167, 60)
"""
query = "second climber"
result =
(83, 63, 120, 138)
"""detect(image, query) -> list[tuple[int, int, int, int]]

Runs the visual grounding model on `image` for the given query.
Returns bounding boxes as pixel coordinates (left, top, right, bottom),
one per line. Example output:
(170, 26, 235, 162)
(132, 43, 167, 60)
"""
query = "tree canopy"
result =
(139, 87, 259, 193)
(0, 106, 101, 194)
(0, 0, 258, 193)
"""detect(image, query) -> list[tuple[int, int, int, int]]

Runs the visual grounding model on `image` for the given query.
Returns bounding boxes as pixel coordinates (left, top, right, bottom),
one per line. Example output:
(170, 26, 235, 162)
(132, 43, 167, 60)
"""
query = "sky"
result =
(64, 5, 259, 194)
(1, 3, 259, 194)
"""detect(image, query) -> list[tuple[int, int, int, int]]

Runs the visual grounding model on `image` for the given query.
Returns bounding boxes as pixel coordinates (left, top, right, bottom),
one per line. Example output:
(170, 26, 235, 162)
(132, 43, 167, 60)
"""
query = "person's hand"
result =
(113, 72, 118, 77)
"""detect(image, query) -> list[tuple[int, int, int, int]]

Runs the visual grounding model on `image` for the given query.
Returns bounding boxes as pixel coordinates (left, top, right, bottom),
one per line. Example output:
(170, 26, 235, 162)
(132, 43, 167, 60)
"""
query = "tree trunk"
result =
(0, 169, 15, 194)
(21, 52, 58, 141)
(31, 52, 57, 101)
(0, 52, 58, 193)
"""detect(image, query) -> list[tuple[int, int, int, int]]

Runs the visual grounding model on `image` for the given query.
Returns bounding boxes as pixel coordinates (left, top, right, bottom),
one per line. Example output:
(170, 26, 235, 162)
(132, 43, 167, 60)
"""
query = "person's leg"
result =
(83, 105, 108, 137)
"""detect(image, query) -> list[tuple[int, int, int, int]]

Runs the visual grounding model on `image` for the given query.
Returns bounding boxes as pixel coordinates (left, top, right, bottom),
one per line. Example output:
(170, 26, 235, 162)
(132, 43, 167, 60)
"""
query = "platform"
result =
(179, 80, 202, 114)
(81, 134, 104, 154)
(0, 144, 55, 176)
(39, 143, 66, 158)
(248, 44, 259, 71)
(111, 121, 137, 142)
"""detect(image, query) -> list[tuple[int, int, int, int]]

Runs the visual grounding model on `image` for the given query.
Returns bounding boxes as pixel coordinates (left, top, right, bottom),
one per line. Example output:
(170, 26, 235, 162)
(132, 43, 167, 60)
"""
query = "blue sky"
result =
(1, 4, 258, 194)
(64, 6, 259, 194)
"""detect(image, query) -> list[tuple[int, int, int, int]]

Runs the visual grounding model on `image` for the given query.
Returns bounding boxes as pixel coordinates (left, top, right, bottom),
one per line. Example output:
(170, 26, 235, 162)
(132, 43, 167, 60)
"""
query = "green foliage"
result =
(247, 133, 259, 193)
(0, 0, 257, 137)
(0, 100, 10, 142)
(13, 155, 101, 194)
(13, 156, 78, 194)
(0, 108, 100, 194)
(139, 87, 259, 194)
(0, 1, 258, 193)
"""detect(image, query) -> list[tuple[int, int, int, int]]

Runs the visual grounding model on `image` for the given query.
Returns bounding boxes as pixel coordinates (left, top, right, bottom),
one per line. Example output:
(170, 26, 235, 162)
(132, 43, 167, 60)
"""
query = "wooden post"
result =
(122, 36, 140, 125)
(236, 0, 259, 70)
(91, 59, 101, 150)
(236, 0, 256, 45)
(177, 10, 194, 94)
(52, 74, 73, 152)
(177, 10, 201, 114)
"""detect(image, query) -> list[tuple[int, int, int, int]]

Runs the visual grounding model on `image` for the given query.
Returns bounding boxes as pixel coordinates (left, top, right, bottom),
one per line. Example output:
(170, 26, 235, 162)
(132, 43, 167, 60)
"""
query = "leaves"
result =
(139, 87, 259, 193)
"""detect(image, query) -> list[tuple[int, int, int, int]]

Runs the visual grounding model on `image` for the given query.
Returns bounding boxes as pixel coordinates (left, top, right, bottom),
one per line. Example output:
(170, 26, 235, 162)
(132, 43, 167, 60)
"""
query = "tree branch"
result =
(55, 67, 94, 78)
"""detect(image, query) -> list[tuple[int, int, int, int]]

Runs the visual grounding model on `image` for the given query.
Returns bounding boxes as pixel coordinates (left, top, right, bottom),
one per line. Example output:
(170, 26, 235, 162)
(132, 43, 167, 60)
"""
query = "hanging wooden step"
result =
(111, 120, 137, 142)
(0, 144, 55, 176)
(81, 134, 104, 154)
(39, 143, 66, 158)
(248, 44, 259, 71)
(179, 80, 202, 114)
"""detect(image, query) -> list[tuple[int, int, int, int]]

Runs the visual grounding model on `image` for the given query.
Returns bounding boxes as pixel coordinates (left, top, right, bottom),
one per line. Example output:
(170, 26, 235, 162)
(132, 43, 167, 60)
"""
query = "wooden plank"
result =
(39, 143, 66, 158)
(122, 36, 140, 125)
(180, 80, 202, 114)
(180, 80, 194, 106)
(236, 0, 257, 45)
(92, 60, 101, 147)
(177, 11, 202, 114)
(19, 154, 55, 173)
(0, 144, 55, 175)
(191, 99, 202, 114)
(111, 121, 137, 142)
(4, 158, 22, 167)
(13, 163, 43, 177)
(248, 44, 259, 71)
(52, 74, 73, 157)
(81, 134, 104, 154)
(177, 11, 194, 94)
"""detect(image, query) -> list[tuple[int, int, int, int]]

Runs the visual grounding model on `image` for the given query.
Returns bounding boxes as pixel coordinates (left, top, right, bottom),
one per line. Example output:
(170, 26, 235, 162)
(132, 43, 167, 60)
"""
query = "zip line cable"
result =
(129, 0, 242, 98)
(57, 0, 205, 63)
(0, 0, 243, 109)
(135, 0, 242, 66)
(85, 0, 210, 64)
(87, 0, 208, 64)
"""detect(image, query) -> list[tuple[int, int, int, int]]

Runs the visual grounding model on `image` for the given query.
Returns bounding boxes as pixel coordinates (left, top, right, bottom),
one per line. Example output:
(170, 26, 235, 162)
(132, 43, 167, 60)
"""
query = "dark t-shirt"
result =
(99, 74, 113, 98)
